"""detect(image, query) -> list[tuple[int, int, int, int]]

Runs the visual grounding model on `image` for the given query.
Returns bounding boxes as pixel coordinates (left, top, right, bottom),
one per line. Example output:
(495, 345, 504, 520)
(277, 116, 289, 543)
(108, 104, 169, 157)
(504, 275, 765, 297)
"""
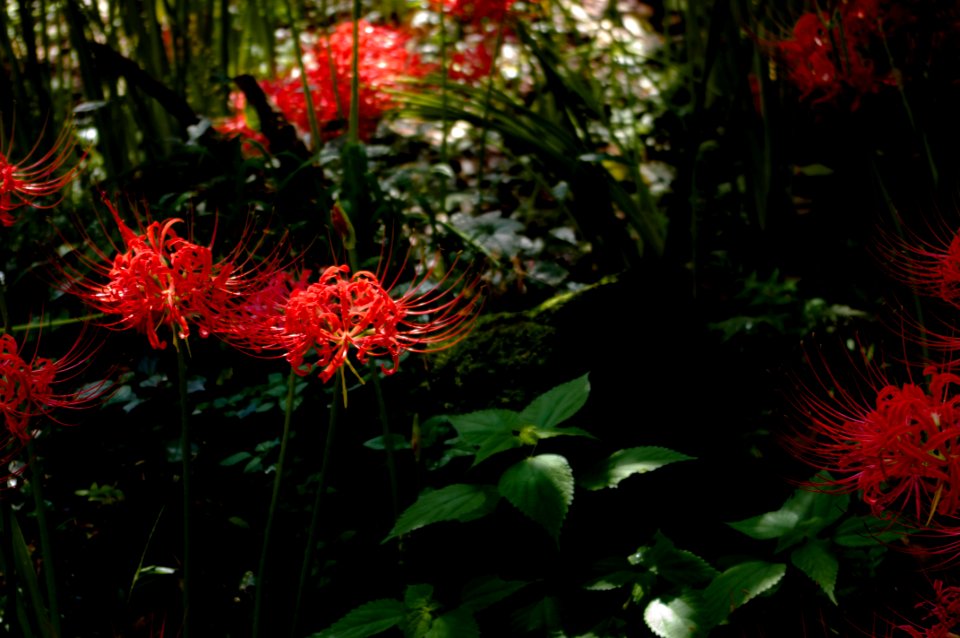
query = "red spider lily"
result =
(894, 580, 960, 638)
(449, 41, 495, 83)
(214, 92, 269, 154)
(262, 20, 429, 141)
(58, 197, 288, 350)
(0, 123, 83, 226)
(788, 354, 960, 531)
(880, 223, 960, 310)
(218, 257, 480, 384)
(764, 0, 894, 109)
(0, 330, 103, 462)
(434, 0, 517, 24)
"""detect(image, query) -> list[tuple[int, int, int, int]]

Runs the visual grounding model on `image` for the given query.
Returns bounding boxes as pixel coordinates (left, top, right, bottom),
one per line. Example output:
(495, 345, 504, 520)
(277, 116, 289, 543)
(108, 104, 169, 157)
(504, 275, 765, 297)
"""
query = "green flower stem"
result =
(174, 338, 192, 638)
(290, 378, 341, 638)
(369, 368, 399, 524)
(439, 0, 449, 218)
(283, 0, 321, 151)
(252, 369, 296, 638)
(26, 439, 60, 638)
(348, 0, 361, 144)
(475, 18, 507, 204)
(4, 313, 104, 334)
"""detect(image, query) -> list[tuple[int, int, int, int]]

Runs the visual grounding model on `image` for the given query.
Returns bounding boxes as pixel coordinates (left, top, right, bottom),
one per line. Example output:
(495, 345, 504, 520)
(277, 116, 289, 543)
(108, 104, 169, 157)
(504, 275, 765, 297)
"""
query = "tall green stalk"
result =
(252, 369, 296, 638)
(26, 439, 60, 637)
(290, 379, 341, 638)
(283, 0, 322, 151)
(174, 338, 192, 638)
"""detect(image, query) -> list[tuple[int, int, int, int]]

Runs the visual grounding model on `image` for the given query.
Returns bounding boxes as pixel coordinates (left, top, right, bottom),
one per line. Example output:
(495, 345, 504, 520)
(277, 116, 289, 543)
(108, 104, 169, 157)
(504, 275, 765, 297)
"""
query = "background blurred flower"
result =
(261, 20, 429, 141)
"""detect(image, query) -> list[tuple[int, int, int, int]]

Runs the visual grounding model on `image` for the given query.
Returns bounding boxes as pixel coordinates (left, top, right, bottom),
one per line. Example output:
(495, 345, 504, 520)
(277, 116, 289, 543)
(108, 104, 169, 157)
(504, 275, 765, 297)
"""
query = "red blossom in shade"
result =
(262, 20, 429, 141)
(213, 92, 268, 154)
(881, 224, 960, 310)
(0, 123, 83, 226)
(219, 258, 480, 383)
(895, 580, 960, 638)
(0, 330, 102, 454)
(764, 0, 895, 109)
(59, 197, 288, 350)
(789, 357, 960, 530)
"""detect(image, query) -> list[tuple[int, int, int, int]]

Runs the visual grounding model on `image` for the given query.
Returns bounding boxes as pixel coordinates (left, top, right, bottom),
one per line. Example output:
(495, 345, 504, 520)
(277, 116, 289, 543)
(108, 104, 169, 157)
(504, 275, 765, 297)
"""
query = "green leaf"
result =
(499, 454, 574, 539)
(460, 577, 529, 612)
(632, 531, 718, 586)
(833, 514, 911, 547)
(311, 599, 406, 638)
(701, 561, 786, 628)
(404, 584, 436, 609)
(386, 484, 500, 540)
(791, 539, 839, 605)
(403, 585, 438, 638)
(583, 571, 638, 591)
(424, 608, 480, 638)
(727, 484, 848, 552)
(220, 452, 252, 467)
(582, 447, 695, 490)
(448, 410, 525, 465)
(510, 596, 561, 633)
(644, 594, 702, 638)
(520, 374, 590, 429)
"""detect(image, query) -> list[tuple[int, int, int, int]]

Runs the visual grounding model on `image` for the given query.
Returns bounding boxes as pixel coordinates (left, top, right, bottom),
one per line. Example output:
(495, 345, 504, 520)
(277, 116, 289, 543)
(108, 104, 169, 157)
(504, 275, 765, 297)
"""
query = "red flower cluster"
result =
(0, 124, 82, 226)
(60, 198, 285, 350)
(897, 580, 960, 638)
(792, 365, 960, 528)
(260, 20, 428, 141)
(448, 41, 495, 83)
(220, 259, 479, 383)
(436, 0, 517, 24)
(213, 92, 268, 154)
(0, 332, 98, 447)
(768, 0, 894, 109)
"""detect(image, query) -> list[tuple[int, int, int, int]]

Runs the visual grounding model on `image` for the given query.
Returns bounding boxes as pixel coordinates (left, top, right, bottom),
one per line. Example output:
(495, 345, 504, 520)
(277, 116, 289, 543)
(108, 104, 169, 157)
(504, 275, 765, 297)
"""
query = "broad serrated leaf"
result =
(424, 608, 480, 638)
(498, 454, 574, 539)
(310, 599, 406, 638)
(386, 484, 500, 540)
(460, 577, 529, 612)
(833, 514, 911, 547)
(701, 562, 786, 628)
(581, 447, 695, 491)
(791, 539, 838, 604)
(727, 483, 848, 551)
(644, 594, 702, 638)
(448, 410, 525, 465)
(635, 531, 718, 586)
(519, 374, 590, 429)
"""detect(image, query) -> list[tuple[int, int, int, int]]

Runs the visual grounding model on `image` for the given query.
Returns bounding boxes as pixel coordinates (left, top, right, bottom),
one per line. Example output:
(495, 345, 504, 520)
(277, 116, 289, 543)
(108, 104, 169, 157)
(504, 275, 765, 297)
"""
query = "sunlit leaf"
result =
(644, 594, 702, 638)
(385, 484, 500, 540)
(582, 447, 694, 490)
(519, 373, 590, 429)
(499, 454, 574, 540)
